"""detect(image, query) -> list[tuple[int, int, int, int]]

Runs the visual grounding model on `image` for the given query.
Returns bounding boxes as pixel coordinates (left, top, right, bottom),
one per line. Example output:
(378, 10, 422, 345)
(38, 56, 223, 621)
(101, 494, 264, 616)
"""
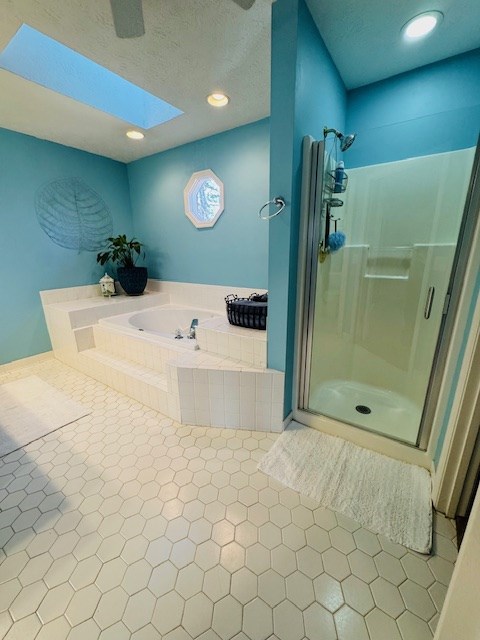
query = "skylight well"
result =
(0, 24, 182, 129)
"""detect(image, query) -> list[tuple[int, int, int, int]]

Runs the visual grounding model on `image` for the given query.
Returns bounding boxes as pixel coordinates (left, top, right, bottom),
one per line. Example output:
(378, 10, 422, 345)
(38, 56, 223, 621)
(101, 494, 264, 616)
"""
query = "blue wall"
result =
(0, 128, 133, 365)
(347, 49, 480, 168)
(1, 119, 270, 365)
(127, 119, 270, 288)
(268, 0, 346, 415)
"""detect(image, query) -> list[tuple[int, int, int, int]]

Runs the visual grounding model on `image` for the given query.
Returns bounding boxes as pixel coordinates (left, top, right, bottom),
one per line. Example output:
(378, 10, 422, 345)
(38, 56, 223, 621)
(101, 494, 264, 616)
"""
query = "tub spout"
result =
(188, 319, 198, 339)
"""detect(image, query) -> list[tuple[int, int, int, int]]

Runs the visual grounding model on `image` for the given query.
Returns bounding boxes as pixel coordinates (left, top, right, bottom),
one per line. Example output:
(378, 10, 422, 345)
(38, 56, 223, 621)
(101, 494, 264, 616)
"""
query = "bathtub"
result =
(99, 304, 221, 348)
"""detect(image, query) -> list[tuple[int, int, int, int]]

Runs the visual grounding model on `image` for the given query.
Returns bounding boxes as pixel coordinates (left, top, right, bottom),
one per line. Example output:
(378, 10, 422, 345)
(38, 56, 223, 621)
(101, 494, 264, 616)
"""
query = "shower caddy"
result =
(318, 125, 356, 259)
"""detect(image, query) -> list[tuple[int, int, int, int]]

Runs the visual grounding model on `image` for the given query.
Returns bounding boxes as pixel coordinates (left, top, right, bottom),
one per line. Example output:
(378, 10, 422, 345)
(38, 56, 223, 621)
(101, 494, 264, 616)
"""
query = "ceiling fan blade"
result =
(110, 0, 145, 38)
(231, 0, 256, 9)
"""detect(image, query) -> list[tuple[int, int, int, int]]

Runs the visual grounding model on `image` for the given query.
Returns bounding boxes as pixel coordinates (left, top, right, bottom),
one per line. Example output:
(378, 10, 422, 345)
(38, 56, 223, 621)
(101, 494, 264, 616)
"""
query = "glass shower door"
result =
(304, 144, 476, 446)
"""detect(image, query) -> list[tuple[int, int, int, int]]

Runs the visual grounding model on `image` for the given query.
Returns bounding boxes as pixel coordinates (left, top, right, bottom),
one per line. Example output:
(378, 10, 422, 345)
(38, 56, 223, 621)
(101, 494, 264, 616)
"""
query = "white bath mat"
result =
(258, 422, 432, 553)
(0, 376, 90, 457)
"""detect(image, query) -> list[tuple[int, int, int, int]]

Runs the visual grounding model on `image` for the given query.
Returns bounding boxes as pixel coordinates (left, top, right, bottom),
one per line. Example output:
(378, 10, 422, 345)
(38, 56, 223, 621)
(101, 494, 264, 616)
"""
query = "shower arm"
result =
(323, 127, 341, 139)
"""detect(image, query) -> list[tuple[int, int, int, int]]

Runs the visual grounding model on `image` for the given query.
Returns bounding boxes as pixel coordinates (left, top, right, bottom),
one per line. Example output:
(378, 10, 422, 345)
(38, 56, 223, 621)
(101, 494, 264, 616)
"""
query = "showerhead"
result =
(323, 127, 356, 152)
(339, 133, 356, 152)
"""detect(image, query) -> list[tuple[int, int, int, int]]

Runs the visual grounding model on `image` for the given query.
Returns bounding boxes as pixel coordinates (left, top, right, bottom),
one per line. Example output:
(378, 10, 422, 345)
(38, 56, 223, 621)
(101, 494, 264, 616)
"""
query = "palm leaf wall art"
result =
(35, 177, 113, 251)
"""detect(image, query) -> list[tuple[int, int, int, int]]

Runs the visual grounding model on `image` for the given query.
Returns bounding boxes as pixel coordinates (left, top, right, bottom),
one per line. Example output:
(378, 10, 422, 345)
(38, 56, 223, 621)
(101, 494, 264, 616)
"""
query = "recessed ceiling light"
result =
(126, 130, 145, 140)
(207, 93, 230, 107)
(403, 11, 443, 40)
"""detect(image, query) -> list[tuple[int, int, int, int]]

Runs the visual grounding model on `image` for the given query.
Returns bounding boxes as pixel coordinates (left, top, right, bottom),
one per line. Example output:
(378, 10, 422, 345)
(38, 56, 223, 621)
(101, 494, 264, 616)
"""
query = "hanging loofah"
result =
(327, 231, 346, 253)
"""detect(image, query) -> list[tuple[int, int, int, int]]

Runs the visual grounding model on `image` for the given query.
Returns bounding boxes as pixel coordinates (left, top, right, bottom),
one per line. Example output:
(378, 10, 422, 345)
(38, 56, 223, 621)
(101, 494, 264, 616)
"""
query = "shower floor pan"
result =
(309, 380, 421, 445)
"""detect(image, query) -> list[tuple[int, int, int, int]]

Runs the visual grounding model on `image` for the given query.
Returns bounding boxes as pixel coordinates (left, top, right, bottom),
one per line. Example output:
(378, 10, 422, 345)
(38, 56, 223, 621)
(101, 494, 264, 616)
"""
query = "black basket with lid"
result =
(225, 293, 268, 330)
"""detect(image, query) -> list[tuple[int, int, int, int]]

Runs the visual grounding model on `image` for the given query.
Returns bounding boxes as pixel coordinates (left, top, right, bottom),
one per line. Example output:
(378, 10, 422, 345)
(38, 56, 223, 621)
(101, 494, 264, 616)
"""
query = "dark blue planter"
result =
(117, 267, 148, 296)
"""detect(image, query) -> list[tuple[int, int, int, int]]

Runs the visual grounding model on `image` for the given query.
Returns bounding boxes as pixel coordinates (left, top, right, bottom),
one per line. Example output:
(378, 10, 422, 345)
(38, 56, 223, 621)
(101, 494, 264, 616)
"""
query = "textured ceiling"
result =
(307, 0, 480, 89)
(0, 0, 272, 162)
(0, 0, 479, 162)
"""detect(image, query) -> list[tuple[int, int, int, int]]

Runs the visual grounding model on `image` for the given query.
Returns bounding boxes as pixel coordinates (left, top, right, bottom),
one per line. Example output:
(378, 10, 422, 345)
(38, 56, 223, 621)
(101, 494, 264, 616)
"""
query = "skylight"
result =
(0, 24, 183, 129)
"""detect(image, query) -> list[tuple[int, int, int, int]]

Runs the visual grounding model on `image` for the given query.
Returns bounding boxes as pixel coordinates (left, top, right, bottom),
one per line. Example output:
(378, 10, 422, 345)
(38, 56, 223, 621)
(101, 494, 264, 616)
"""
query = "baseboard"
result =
(0, 351, 54, 372)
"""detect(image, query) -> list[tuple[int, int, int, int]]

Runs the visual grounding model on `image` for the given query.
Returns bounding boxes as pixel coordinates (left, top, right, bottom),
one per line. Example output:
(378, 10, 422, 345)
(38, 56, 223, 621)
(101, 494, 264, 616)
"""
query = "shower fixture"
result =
(340, 133, 356, 151)
(323, 127, 357, 152)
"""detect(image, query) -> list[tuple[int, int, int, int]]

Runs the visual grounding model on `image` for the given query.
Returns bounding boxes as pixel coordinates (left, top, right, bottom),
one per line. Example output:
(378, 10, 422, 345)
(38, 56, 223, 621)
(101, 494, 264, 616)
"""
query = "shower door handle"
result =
(424, 286, 435, 320)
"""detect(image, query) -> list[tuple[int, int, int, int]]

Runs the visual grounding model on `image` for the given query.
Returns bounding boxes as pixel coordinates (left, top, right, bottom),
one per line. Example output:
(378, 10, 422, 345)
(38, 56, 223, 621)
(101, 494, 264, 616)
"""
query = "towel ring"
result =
(258, 196, 286, 220)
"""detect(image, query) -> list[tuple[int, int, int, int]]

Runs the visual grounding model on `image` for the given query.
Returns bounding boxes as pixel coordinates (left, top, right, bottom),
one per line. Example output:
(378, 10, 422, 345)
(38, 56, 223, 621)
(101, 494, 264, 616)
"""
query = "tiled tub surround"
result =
(147, 280, 268, 314)
(0, 357, 457, 640)
(80, 325, 283, 431)
(40, 282, 283, 432)
(40, 286, 168, 362)
(196, 317, 267, 369)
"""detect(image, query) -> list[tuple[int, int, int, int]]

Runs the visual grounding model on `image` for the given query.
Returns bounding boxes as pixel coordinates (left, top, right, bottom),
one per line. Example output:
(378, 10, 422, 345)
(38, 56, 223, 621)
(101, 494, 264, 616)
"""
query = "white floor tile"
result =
(0, 358, 457, 640)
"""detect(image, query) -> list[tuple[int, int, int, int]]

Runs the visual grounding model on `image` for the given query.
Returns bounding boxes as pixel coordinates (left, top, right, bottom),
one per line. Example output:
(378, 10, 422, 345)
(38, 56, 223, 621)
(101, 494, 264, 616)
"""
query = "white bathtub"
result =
(99, 304, 221, 347)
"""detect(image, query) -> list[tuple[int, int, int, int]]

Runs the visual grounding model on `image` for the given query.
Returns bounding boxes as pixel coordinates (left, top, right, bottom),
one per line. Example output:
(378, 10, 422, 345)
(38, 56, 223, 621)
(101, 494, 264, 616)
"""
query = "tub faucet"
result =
(188, 319, 198, 339)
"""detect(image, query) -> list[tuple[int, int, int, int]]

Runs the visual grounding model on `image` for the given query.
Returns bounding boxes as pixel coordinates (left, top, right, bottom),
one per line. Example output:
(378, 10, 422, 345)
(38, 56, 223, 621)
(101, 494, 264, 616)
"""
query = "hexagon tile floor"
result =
(0, 358, 457, 640)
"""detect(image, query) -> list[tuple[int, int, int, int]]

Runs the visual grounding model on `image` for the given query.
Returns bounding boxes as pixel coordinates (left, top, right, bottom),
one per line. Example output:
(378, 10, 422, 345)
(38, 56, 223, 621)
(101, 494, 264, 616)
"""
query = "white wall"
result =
(434, 479, 480, 638)
(344, 148, 474, 247)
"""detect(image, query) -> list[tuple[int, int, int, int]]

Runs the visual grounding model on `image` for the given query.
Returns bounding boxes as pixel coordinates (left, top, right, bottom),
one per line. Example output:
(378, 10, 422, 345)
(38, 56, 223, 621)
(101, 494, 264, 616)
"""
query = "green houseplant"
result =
(97, 235, 148, 296)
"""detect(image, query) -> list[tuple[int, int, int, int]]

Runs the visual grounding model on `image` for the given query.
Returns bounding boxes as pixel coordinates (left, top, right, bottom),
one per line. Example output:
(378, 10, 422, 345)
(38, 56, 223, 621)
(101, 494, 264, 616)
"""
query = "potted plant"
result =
(97, 235, 148, 296)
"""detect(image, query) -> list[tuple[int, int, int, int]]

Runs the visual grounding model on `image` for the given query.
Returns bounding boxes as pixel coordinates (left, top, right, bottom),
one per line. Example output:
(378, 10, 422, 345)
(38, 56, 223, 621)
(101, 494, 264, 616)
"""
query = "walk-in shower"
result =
(297, 130, 477, 449)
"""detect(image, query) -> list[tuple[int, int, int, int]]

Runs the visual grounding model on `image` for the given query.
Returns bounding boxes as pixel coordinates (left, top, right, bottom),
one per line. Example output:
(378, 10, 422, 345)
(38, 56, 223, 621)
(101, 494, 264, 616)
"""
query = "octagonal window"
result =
(184, 170, 224, 228)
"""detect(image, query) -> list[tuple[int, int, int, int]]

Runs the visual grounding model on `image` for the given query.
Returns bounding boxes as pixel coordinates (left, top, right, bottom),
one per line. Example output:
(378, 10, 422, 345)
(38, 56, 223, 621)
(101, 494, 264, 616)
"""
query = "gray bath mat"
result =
(0, 375, 90, 457)
(258, 422, 432, 553)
